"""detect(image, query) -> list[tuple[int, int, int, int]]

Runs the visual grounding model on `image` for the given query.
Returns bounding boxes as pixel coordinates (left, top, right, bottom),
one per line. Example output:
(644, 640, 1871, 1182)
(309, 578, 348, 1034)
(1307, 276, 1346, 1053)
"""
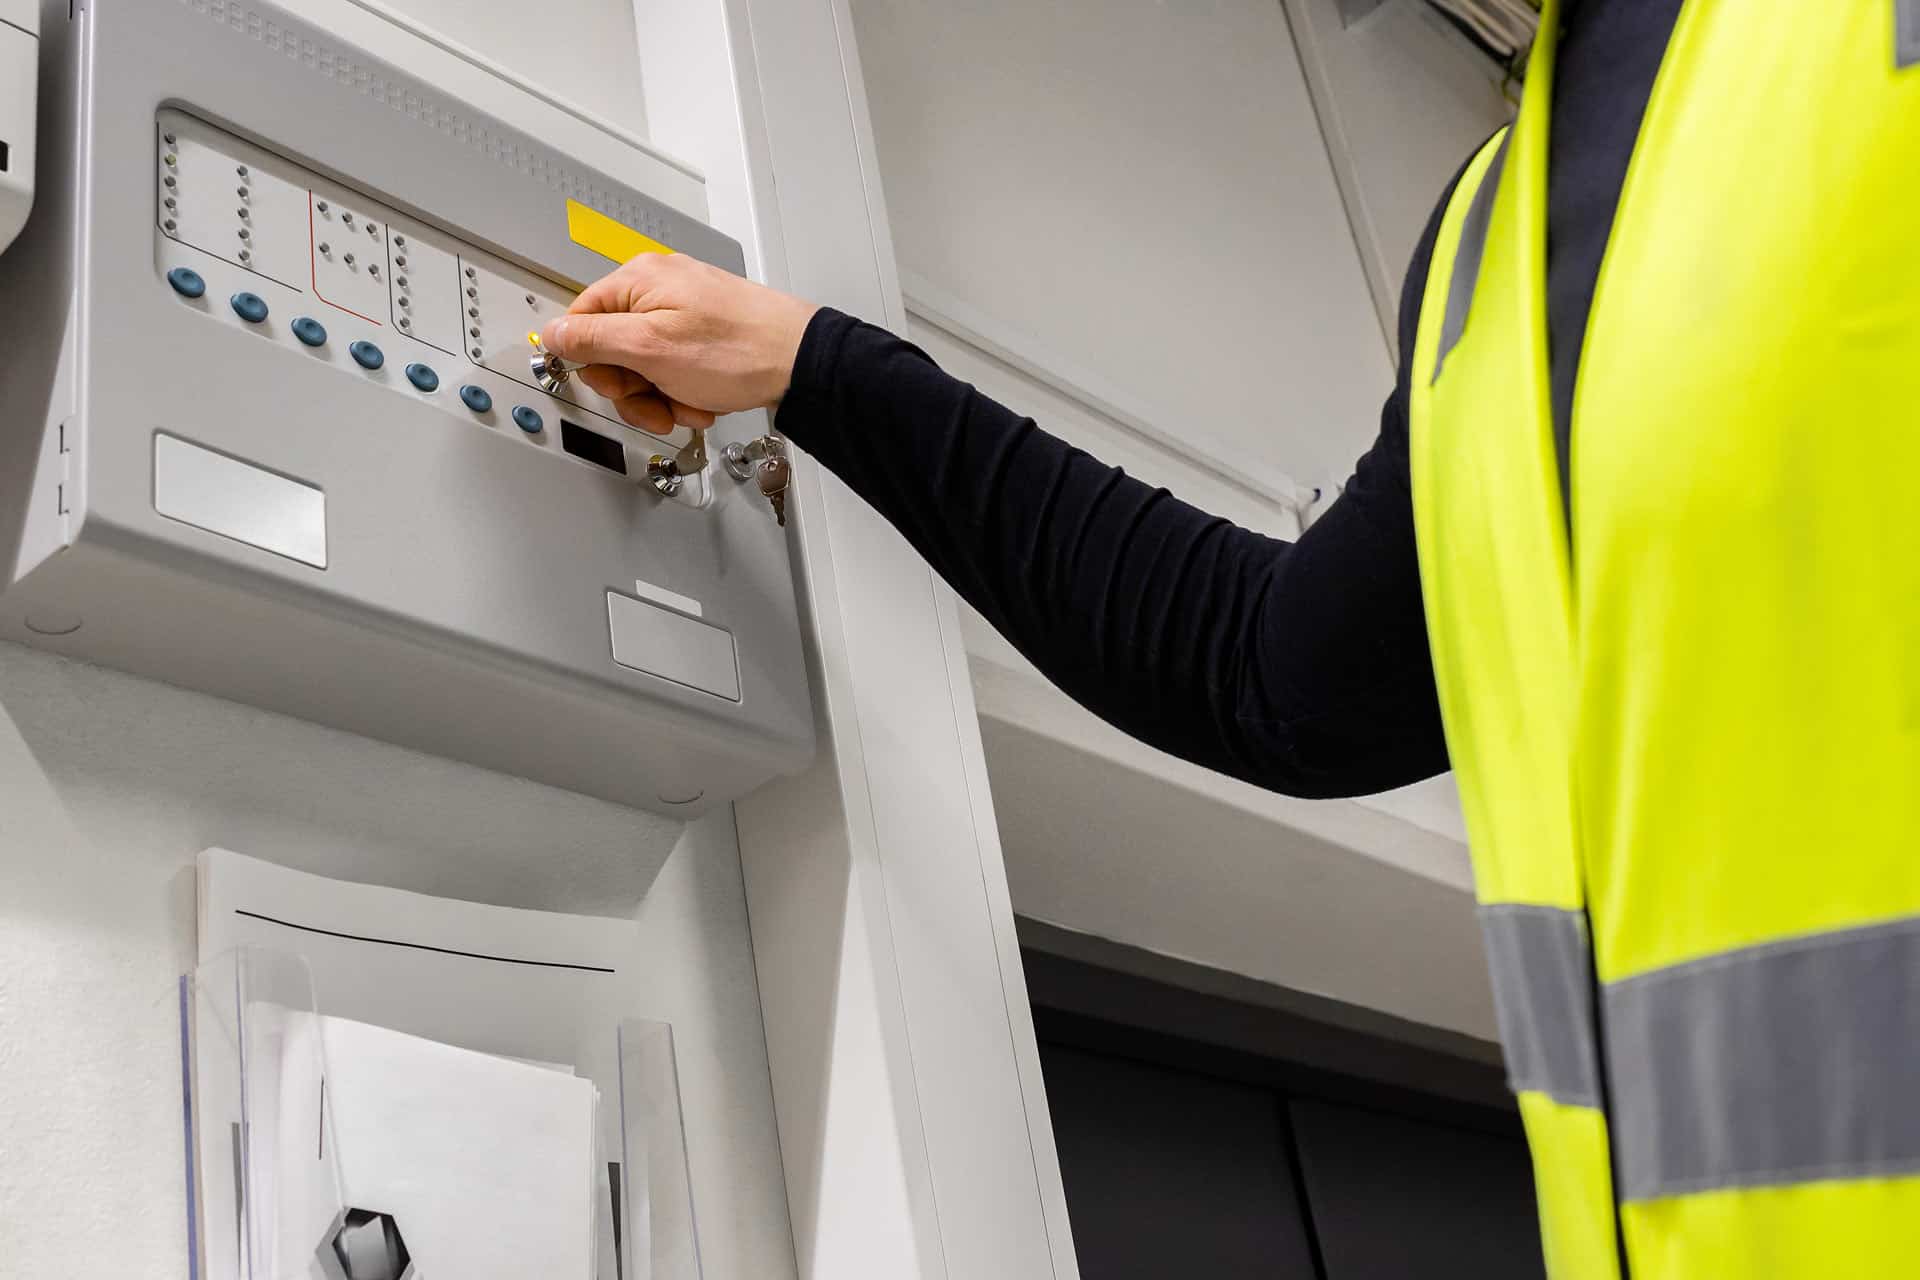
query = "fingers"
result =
(549, 253, 801, 418)
(669, 401, 717, 431)
(566, 271, 626, 316)
(576, 362, 654, 401)
(541, 312, 660, 368)
(603, 390, 715, 436)
(610, 390, 677, 435)
(614, 391, 683, 435)
(566, 270, 637, 318)
(546, 257, 719, 437)
(577, 365, 711, 430)
(566, 251, 674, 316)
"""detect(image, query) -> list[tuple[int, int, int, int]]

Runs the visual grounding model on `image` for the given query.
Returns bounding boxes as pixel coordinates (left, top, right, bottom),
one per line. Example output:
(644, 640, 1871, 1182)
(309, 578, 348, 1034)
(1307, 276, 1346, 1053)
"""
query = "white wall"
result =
(1283, 0, 1515, 351)
(902, 317, 1309, 540)
(0, 641, 798, 1277)
(336, 0, 652, 142)
(847, 0, 1391, 496)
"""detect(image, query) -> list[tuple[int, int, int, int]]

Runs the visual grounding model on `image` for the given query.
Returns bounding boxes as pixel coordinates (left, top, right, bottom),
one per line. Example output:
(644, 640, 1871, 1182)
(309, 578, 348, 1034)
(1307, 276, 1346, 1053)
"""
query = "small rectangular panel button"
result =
(154, 433, 328, 568)
(606, 590, 740, 701)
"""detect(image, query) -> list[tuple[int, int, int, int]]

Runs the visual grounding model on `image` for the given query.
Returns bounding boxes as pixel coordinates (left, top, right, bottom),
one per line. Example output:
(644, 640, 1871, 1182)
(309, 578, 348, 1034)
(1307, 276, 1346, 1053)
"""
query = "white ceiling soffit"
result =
(964, 614, 1494, 1040)
(963, 610, 1472, 891)
(976, 691, 1496, 1040)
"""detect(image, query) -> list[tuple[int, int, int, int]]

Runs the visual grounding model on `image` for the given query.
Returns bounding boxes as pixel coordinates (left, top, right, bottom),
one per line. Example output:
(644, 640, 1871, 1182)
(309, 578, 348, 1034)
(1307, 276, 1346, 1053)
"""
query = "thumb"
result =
(541, 313, 660, 370)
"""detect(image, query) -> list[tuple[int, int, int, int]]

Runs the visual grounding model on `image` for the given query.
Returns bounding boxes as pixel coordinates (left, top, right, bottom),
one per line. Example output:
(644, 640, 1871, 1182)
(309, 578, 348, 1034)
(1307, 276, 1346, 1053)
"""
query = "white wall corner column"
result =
(635, 2, 1078, 1277)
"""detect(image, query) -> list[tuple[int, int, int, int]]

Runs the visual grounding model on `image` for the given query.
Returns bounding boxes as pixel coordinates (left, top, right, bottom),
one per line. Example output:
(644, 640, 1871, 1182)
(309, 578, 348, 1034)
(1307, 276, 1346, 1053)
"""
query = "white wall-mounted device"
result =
(0, 0, 814, 816)
(0, 0, 34, 255)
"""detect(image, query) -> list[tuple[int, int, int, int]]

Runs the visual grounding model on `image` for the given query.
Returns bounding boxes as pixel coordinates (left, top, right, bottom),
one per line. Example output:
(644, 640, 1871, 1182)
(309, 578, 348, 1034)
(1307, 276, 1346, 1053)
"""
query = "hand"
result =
(540, 252, 818, 436)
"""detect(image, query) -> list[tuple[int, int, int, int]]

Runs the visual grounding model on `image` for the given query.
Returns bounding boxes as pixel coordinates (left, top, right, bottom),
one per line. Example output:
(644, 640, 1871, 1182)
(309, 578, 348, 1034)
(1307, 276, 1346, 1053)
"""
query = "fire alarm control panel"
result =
(0, 0, 814, 815)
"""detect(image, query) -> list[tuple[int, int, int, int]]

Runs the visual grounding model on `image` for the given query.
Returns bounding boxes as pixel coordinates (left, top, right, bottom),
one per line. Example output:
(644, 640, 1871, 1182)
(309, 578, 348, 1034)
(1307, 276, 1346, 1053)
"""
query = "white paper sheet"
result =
(277, 1013, 599, 1279)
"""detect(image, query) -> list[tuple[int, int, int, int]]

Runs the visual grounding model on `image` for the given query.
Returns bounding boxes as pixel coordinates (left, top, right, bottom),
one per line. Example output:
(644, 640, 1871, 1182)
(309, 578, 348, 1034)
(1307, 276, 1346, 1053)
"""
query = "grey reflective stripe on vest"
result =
(1431, 132, 1510, 385)
(1605, 913, 1920, 1202)
(1479, 904, 1601, 1107)
(1900, 0, 1920, 68)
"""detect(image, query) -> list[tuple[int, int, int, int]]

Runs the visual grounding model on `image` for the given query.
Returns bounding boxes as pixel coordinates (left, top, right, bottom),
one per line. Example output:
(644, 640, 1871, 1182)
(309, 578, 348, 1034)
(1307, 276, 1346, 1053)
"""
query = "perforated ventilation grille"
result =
(177, 0, 672, 244)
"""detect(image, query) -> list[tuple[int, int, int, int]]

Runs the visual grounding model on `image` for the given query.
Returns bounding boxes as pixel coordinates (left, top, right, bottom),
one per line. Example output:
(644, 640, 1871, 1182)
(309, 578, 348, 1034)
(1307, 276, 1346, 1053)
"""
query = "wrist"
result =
(781, 305, 859, 405)
(766, 299, 820, 406)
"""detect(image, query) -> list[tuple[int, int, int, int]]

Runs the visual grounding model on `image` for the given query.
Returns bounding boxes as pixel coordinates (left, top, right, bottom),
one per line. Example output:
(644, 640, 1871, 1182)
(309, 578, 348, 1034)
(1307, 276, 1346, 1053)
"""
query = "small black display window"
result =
(560, 419, 627, 476)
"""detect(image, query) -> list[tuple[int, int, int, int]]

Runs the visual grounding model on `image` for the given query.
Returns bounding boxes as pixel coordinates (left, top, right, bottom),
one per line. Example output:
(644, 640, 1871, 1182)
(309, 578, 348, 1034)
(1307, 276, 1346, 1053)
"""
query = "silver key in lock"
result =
(646, 428, 711, 499)
(527, 330, 585, 395)
(756, 455, 792, 528)
(724, 435, 792, 526)
(676, 426, 709, 476)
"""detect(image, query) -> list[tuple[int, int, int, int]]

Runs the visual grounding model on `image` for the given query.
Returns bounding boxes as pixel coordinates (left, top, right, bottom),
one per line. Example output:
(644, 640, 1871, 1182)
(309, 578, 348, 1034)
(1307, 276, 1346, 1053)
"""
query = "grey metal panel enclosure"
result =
(0, 0, 814, 816)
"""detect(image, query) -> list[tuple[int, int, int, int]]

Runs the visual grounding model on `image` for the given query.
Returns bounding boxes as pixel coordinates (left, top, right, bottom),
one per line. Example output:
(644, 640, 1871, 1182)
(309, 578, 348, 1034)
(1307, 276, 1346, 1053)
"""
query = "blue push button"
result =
(166, 267, 206, 299)
(229, 291, 269, 323)
(512, 405, 544, 434)
(405, 362, 440, 393)
(291, 316, 327, 347)
(459, 384, 493, 414)
(349, 340, 384, 371)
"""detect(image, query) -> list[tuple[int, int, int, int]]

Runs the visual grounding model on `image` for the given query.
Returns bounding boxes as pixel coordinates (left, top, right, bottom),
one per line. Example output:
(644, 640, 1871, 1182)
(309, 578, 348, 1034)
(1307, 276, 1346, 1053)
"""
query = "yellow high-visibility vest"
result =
(1408, 2, 1920, 1275)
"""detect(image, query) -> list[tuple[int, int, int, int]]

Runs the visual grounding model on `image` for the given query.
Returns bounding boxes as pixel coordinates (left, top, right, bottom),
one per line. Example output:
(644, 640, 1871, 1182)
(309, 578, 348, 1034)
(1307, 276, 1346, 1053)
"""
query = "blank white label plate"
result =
(153, 433, 328, 568)
(606, 590, 740, 701)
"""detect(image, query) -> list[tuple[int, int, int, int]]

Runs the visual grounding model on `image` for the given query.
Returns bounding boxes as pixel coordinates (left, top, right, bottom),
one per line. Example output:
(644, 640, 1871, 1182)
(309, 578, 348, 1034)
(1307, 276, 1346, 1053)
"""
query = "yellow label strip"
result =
(566, 199, 675, 265)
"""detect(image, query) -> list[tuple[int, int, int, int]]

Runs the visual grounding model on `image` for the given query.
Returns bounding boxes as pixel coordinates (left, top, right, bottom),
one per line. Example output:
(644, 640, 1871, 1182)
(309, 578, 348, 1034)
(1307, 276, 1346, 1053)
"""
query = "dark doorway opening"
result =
(1024, 939, 1545, 1280)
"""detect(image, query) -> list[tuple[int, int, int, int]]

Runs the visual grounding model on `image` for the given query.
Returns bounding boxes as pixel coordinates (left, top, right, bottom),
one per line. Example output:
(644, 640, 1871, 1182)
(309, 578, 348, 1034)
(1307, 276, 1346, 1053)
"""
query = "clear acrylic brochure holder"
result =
(616, 1019, 703, 1280)
(183, 948, 702, 1280)
(182, 946, 349, 1280)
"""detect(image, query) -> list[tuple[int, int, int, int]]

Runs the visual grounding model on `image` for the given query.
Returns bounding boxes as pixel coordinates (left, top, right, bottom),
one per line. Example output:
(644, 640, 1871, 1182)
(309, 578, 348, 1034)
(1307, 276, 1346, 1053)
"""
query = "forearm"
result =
(775, 309, 1443, 795)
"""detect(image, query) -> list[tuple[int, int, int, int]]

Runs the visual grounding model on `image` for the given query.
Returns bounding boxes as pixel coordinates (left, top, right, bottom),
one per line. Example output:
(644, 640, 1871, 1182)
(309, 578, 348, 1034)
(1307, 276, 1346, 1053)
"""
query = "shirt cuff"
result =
(776, 306, 858, 447)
